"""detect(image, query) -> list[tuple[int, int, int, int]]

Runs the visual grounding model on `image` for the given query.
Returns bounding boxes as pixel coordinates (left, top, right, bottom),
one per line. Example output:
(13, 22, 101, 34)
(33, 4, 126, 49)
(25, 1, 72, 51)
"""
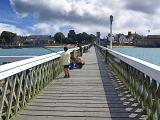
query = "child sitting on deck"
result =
(75, 55, 85, 69)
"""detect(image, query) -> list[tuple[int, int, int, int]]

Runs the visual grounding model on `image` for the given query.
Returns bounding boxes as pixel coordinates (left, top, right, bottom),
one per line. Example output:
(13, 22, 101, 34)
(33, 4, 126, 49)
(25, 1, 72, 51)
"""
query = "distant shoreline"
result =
(106, 45, 135, 48)
(0, 44, 77, 49)
(113, 45, 135, 48)
(44, 44, 77, 48)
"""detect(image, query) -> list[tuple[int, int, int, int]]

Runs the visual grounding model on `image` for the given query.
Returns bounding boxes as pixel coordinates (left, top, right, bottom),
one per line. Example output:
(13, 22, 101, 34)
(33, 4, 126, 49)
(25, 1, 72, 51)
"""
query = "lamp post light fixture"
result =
(110, 15, 113, 49)
(148, 29, 150, 36)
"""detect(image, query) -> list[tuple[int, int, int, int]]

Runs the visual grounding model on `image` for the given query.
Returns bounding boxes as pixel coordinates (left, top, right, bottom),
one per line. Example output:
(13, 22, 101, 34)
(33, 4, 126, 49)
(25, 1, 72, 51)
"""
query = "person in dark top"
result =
(77, 43, 83, 56)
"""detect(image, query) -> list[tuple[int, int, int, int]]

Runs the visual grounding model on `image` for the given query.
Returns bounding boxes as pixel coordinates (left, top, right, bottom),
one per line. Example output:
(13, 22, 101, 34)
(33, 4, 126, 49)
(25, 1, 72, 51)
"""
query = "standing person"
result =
(62, 47, 70, 78)
(77, 43, 83, 56)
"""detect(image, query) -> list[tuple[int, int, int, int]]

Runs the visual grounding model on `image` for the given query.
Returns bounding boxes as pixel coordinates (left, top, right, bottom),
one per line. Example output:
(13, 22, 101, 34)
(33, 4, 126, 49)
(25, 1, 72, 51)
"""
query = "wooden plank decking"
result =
(16, 47, 146, 120)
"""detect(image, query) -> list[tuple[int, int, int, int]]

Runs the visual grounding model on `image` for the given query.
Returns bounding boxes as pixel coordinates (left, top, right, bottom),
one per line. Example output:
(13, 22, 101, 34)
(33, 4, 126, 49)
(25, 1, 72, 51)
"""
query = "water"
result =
(0, 47, 63, 56)
(1, 47, 160, 66)
(113, 48, 160, 66)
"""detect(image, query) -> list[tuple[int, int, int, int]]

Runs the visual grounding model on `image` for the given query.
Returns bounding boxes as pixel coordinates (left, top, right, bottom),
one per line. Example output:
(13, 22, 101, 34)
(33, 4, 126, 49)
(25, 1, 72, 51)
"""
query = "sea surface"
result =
(113, 48, 160, 66)
(1, 47, 160, 66)
(0, 47, 63, 56)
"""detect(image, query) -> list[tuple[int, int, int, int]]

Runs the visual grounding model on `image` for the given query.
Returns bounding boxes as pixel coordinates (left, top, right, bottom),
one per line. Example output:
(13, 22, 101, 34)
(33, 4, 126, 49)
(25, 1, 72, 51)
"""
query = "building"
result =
(24, 35, 54, 46)
(115, 32, 136, 45)
(13, 36, 26, 46)
(133, 35, 160, 47)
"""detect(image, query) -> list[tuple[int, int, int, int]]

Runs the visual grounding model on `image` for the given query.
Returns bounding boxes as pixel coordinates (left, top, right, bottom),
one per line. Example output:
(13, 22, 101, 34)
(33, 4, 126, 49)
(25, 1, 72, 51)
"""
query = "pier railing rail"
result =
(0, 56, 34, 65)
(95, 44, 160, 120)
(0, 45, 91, 120)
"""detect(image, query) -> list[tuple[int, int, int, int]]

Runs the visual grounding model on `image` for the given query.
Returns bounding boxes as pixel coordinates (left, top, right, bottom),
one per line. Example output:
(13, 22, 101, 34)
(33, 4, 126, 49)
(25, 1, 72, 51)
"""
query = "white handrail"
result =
(0, 47, 79, 80)
(0, 56, 35, 63)
(98, 45, 160, 83)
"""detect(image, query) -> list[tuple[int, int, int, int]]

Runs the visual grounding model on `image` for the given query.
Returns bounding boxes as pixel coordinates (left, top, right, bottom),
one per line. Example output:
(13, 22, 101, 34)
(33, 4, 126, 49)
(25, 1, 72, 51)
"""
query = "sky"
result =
(0, 0, 160, 37)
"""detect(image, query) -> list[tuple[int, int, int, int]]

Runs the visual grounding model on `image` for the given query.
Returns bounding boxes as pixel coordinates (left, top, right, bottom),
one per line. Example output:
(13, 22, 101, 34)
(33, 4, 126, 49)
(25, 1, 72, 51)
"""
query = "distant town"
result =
(0, 30, 97, 48)
(0, 30, 160, 48)
(98, 31, 160, 48)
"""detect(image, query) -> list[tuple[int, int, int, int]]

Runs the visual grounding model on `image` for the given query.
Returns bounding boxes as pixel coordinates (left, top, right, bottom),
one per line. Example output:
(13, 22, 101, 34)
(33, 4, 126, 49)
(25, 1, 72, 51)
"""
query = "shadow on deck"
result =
(95, 48, 146, 120)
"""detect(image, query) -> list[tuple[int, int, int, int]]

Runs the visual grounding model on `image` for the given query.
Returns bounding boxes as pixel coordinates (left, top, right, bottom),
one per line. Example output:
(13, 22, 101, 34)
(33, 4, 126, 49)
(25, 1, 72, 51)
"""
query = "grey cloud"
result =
(124, 0, 160, 14)
(11, 0, 110, 27)
(39, 10, 109, 26)
(11, 0, 34, 15)
(12, 0, 160, 35)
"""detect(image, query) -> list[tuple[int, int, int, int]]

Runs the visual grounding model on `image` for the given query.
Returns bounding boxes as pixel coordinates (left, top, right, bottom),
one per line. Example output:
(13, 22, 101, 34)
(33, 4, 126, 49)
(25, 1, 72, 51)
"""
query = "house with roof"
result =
(24, 35, 55, 46)
(115, 32, 135, 45)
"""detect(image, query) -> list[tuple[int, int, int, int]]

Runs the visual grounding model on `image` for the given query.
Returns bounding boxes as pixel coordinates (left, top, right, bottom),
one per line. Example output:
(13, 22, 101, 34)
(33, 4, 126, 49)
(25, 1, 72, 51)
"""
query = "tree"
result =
(0, 38, 5, 44)
(67, 38, 74, 44)
(68, 30, 76, 43)
(1, 31, 16, 44)
(54, 32, 65, 44)
(88, 34, 96, 43)
(76, 33, 83, 44)
(76, 32, 96, 44)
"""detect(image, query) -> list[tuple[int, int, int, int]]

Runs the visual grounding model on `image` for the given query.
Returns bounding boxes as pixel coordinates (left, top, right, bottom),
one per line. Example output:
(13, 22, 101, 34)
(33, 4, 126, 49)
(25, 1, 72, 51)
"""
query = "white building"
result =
(119, 34, 133, 44)
(115, 32, 135, 44)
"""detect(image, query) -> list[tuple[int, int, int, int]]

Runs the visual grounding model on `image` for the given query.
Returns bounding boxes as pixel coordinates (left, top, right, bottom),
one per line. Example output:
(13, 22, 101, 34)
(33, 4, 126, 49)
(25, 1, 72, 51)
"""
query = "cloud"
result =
(0, 23, 28, 35)
(30, 22, 61, 35)
(10, 0, 72, 18)
(124, 0, 160, 14)
(9, 0, 160, 36)
(10, 0, 111, 25)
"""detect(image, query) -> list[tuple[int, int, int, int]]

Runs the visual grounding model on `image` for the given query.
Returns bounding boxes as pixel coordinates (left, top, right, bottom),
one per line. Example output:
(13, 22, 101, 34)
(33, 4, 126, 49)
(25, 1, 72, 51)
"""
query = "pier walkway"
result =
(16, 47, 146, 120)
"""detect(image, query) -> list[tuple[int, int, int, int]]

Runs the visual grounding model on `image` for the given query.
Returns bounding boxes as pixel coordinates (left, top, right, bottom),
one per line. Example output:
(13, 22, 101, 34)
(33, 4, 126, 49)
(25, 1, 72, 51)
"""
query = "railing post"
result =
(105, 50, 108, 63)
(0, 111, 2, 120)
(156, 86, 160, 119)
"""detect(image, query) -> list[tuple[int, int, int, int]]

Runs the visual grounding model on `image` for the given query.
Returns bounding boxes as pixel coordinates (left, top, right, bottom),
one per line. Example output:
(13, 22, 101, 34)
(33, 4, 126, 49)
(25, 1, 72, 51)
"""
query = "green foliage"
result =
(0, 38, 5, 44)
(89, 34, 97, 43)
(76, 32, 96, 44)
(1, 31, 16, 44)
(54, 32, 65, 44)
(54, 30, 96, 44)
(68, 30, 76, 43)
(66, 38, 75, 44)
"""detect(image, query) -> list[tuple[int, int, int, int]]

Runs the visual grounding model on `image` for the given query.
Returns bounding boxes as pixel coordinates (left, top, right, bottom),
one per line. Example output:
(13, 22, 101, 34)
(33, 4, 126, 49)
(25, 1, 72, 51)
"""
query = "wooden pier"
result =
(15, 47, 146, 120)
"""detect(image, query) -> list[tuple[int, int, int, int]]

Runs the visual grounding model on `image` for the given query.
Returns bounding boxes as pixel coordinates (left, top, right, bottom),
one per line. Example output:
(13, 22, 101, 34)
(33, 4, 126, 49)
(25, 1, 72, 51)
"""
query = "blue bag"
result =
(69, 63, 74, 70)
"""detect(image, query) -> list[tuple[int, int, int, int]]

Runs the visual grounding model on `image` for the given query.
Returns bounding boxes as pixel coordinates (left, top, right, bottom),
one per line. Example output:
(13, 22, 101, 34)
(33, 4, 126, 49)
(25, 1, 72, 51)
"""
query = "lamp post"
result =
(110, 15, 113, 49)
(96, 32, 100, 45)
(148, 29, 150, 36)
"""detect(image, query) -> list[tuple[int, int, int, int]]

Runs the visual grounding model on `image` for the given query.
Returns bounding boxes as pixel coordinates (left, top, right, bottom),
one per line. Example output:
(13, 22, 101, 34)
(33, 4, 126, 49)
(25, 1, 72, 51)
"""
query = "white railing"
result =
(0, 47, 80, 80)
(99, 45, 160, 83)
(96, 44, 160, 120)
(0, 45, 89, 120)
(0, 56, 34, 65)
